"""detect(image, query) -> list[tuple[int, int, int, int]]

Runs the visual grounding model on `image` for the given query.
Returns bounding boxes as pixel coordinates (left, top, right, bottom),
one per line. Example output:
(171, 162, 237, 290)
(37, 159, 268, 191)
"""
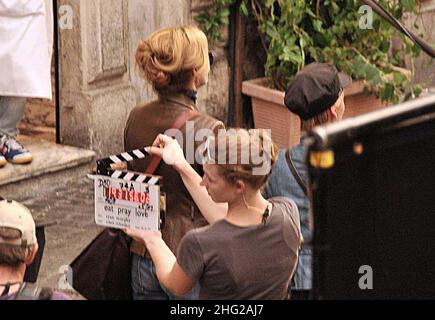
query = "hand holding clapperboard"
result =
(88, 148, 165, 231)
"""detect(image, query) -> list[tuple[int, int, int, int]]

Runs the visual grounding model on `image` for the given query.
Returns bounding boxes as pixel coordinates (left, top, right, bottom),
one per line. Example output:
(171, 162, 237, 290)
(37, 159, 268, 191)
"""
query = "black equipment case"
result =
(307, 94, 435, 299)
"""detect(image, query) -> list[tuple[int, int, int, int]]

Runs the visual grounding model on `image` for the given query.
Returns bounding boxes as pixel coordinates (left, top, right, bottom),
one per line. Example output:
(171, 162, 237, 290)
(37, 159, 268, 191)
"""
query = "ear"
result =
(24, 243, 39, 266)
(191, 68, 199, 83)
(234, 180, 246, 195)
(329, 105, 339, 121)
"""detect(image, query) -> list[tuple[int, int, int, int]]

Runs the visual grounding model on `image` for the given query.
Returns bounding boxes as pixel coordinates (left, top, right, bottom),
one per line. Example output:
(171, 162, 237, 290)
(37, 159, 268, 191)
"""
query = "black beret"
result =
(284, 63, 352, 120)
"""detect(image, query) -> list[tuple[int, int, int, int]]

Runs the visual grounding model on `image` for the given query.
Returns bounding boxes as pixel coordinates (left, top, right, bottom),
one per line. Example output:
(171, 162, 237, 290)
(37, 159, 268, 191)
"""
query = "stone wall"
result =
(408, 0, 435, 89)
(58, 0, 136, 156)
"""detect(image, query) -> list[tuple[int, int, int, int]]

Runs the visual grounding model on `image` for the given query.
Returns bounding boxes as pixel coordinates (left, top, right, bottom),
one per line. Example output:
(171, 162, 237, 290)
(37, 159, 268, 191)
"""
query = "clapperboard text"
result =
(91, 148, 162, 231)
(103, 183, 150, 205)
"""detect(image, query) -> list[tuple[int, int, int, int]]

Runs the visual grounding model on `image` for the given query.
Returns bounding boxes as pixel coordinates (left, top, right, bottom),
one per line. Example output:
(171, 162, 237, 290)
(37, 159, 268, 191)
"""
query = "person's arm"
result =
(147, 134, 227, 224)
(123, 228, 194, 297)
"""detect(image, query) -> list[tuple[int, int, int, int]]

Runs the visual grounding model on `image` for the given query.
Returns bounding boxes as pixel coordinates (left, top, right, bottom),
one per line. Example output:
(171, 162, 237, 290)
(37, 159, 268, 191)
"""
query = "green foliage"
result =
(195, 0, 423, 103)
(194, 0, 235, 47)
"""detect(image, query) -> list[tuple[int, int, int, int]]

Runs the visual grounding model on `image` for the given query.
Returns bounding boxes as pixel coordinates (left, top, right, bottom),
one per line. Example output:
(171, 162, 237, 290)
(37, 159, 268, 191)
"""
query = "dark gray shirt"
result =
(177, 197, 301, 300)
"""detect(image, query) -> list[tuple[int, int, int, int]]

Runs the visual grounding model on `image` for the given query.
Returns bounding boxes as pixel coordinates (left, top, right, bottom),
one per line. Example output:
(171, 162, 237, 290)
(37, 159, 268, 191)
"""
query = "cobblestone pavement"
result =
(19, 178, 103, 299)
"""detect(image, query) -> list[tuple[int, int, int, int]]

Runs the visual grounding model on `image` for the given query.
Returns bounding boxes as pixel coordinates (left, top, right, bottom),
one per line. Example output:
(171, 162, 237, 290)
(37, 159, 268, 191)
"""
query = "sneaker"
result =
(0, 155, 6, 168)
(0, 136, 33, 164)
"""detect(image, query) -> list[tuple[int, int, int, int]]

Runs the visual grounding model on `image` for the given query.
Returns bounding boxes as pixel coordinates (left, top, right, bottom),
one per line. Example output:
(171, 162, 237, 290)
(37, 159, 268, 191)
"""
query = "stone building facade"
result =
(23, 0, 435, 156)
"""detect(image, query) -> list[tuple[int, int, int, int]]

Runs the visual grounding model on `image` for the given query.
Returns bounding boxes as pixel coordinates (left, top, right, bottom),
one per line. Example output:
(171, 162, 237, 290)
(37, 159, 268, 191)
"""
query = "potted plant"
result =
(196, 0, 423, 148)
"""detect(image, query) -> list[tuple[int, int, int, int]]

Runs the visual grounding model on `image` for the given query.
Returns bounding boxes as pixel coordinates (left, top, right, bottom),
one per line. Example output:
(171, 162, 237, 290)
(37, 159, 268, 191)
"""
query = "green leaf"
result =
(400, 0, 414, 12)
(266, 0, 275, 8)
(384, 83, 395, 102)
(313, 19, 322, 32)
(240, 2, 249, 16)
(413, 85, 423, 97)
(393, 72, 407, 84)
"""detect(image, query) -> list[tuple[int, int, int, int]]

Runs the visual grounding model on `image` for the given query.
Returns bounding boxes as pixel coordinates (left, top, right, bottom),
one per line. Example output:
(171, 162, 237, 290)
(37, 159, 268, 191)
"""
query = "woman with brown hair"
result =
(125, 129, 302, 299)
(124, 26, 224, 300)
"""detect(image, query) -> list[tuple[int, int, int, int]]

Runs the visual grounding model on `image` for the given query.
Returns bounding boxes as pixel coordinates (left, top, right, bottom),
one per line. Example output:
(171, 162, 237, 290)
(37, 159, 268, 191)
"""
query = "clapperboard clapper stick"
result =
(88, 148, 165, 232)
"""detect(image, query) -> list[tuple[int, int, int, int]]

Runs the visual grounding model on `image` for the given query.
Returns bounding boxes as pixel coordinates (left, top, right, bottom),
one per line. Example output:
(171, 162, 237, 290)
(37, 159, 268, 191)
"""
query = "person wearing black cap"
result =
(262, 62, 352, 299)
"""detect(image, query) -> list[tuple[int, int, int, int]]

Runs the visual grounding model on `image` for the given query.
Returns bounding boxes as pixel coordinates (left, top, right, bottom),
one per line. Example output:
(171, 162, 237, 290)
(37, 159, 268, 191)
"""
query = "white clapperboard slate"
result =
(88, 148, 164, 231)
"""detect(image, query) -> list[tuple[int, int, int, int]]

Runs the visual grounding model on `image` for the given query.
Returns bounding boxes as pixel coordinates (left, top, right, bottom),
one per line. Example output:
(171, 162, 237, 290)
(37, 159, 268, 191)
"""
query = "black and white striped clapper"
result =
(109, 170, 160, 185)
(108, 148, 149, 164)
(96, 147, 159, 184)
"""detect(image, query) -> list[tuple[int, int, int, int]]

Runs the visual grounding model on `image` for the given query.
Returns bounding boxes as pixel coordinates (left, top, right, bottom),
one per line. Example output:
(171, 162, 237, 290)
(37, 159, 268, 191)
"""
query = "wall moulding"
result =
(81, 0, 129, 87)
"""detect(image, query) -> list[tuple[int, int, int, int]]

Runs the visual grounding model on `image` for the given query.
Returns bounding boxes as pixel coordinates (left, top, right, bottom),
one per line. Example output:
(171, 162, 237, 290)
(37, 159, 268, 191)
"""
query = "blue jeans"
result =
(0, 96, 26, 138)
(292, 248, 312, 290)
(131, 254, 200, 300)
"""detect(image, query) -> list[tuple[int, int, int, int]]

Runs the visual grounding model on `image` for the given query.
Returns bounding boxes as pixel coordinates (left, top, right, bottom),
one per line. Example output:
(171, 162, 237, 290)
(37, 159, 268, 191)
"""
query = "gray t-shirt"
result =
(177, 197, 301, 300)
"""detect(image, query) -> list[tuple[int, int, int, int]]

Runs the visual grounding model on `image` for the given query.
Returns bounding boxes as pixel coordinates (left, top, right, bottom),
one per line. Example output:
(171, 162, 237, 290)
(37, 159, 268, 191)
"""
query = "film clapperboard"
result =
(88, 148, 165, 231)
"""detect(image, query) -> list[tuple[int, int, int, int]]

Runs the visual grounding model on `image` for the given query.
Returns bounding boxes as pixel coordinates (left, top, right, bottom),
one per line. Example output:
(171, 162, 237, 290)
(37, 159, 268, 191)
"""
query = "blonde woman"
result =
(124, 26, 224, 300)
(125, 129, 302, 300)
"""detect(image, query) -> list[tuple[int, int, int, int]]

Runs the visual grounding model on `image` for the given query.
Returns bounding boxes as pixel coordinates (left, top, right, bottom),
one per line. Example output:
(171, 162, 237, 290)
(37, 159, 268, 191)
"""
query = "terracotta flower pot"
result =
(343, 81, 389, 119)
(242, 77, 389, 149)
(242, 78, 300, 149)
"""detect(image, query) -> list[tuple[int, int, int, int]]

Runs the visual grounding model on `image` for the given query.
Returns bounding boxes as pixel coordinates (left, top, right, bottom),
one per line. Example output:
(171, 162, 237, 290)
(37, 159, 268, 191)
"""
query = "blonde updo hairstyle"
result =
(136, 26, 209, 94)
(205, 129, 279, 190)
